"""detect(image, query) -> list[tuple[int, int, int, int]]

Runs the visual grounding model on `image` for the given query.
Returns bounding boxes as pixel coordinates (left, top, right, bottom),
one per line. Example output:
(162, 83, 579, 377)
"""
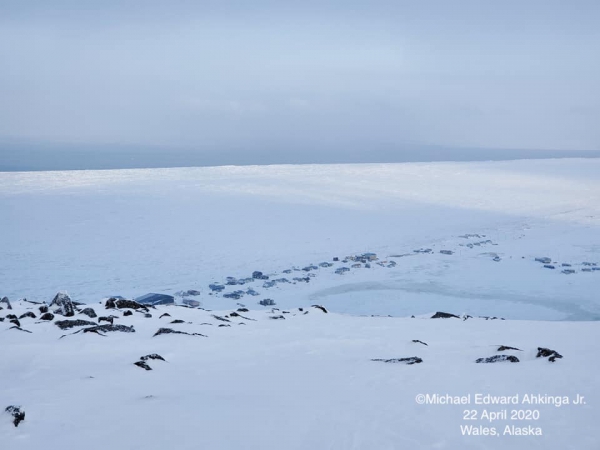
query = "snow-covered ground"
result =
(1, 158, 599, 449)
(1, 159, 599, 319)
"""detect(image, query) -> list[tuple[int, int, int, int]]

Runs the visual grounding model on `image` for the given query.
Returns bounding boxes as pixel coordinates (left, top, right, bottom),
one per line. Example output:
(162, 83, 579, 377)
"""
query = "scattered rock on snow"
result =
(39, 312, 55, 321)
(123, 310, 133, 317)
(153, 328, 206, 337)
(39, 305, 49, 314)
(372, 357, 423, 365)
(237, 308, 249, 312)
(497, 345, 522, 352)
(49, 292, 75, 317)
(9, 326, 32, 333)
(269, 315, 285, 320)
(412, 340, 428, 346)
(536, 347, 563, 362)
(475, 355, 520, 363)
(144, 313, 152, 318)
(5, 406, 25, 427)
(311, 305, 328, 313)
(140, 354, 166, 362)
(170, 319, 185, 324)
(431, 312, 460, 319)
(212, 315, 231, 322)
(10, 318, 21, 327)
(134, 361, 152, 371)
(98, 316, 114, 325)
(159, 313, 171, 319)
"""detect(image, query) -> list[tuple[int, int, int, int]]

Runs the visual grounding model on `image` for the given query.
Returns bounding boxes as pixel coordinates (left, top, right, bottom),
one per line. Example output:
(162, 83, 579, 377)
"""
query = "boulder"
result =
(49, 292, 75, 317)
(40, 312, 55, 321)
(55, 319, 98, 330)
(10, 319, 20, 327)
(431, 311, 460, 319)
(475, 355, 520, 363)
(5, 406, 25, 427)
(80, 308, 97, 318)
(6, 314, 18, 320)
(39, 305, 49, 314)
(536, 347, 563, 362)
(237, 308, 249, 312)
(123, 310, 133, 317)
(19, 312, 36, 320)
(105, 298, 149, 311)
(372, 357, 423, 365)
(170, 319, 185, 324)
(144, 313, 152, 318)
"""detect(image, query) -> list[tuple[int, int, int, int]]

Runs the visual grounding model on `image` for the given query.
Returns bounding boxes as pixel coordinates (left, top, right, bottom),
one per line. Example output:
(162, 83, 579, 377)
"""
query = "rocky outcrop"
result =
(98, 316, 114, 325)
(80, 308, 97, 318)
(49, 292, 75, 317)
(39, 305, 49, 314)
(140, 354, 166, 362)
(5, 406, 25, 427)
(536, 347, 563, 362)
(105, 298, 149, 311)
(10, 319, 20, 327)
(475, 355, 520, 363)
(55, 319, 98, 330)
(431, 312, 460, 319)
(1, 297, 12, 310)
(372, 357, 423, 365)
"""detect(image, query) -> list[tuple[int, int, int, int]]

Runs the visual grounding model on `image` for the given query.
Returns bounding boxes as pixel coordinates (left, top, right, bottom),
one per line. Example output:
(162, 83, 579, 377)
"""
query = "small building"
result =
(335, 267, 350, 275)
(182, 299, 200, 307)
(135, 293, 175, 306)
(259, 298, 276, 306)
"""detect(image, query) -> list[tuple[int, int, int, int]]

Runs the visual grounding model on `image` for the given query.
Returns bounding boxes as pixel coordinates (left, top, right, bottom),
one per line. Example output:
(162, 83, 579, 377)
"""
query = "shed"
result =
(135, 293, 175, 306)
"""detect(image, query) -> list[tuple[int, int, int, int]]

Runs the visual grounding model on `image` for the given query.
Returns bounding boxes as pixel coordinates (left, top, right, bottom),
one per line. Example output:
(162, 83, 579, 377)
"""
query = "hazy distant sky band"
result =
(0, 0, 598, 152)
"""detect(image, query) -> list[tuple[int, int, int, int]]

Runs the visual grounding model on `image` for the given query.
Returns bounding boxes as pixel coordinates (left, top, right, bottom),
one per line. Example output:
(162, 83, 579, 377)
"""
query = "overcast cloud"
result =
(1, 0, 599, 155)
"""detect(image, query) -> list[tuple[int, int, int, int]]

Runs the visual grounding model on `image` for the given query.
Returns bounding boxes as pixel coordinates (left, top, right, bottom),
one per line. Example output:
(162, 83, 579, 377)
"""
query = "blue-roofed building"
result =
(135, 293, 175, 306)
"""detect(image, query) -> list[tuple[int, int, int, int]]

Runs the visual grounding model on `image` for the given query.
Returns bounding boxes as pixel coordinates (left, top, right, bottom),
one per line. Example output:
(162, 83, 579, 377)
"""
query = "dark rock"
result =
(84, 324, 134, 334)
(153, 328, 206, 337)
(105, 298, 149, 311)
(5, 406, 25, 427)
(123, 310, 133, 317)
(170, 319, 185, 324)
(55, 319, 98, 330)
(212, 315, 231, 322)
(19, 312, 36, 320)
(536, 347, 563, 362)
(186, 290, 201, 296)
(0, 297, 12, 310)
(311, 305, 328, 313)
(412, 340, 428, 346)
(497, 345, 522, 352)
(49, 292, 75, 317)
(39, 312, 55, 321)
(237, 308, 249, 312)
(98, 316, 114, 325)
(431, 312, 460, 319)
(39, 305, 49, 314)
(134, 361, 152, 371)
(140, 354, 165, 362)
(144, 313, 152, 318)
(475, 355, 520, 363)
(269, 315, 285, 320)
(6, 314, 18, 320)
(298, 307, 304, 312)
(80, 308, 97, 318)
(218, 324, 231, 327)
(159, 313, 171, 319)
(10, 318, 21, 327)
(372, 357, 423, 365)
(9, 326, 32, 333)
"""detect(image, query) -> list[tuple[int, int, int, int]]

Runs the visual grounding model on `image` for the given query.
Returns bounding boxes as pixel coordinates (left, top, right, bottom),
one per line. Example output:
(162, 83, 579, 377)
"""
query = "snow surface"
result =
(1, 159, 600, 449)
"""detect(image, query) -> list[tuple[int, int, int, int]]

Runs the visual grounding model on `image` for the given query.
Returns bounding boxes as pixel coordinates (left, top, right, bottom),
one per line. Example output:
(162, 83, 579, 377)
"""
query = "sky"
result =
(1, 0, 599, 157)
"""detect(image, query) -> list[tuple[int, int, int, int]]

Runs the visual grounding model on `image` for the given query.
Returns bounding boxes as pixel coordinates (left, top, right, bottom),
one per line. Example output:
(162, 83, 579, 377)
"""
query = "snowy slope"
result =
(1, 300, 598, 450)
